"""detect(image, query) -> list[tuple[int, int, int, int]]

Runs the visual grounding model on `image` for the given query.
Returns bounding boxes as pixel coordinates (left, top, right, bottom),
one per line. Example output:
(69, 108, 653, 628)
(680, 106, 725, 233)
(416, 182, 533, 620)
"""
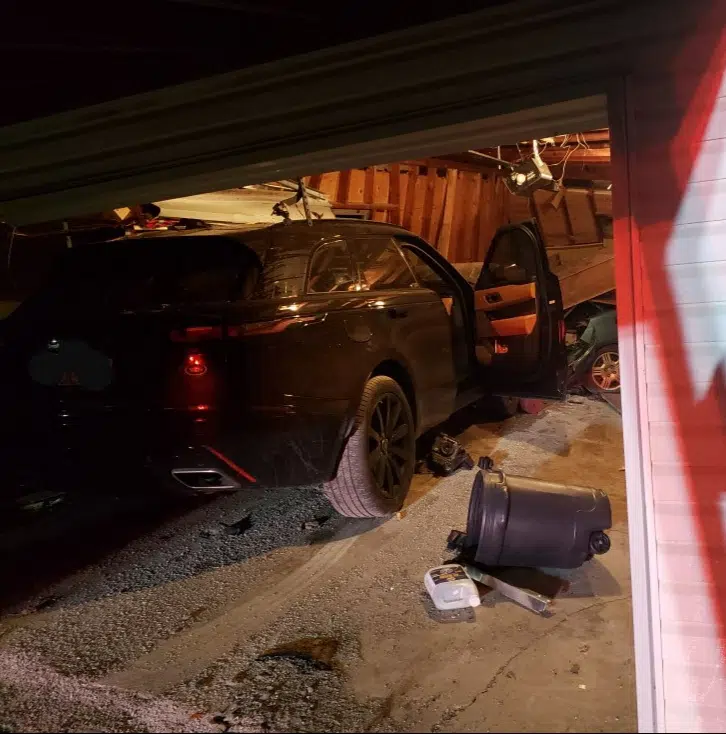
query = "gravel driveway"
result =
(0, 397, 635, 733)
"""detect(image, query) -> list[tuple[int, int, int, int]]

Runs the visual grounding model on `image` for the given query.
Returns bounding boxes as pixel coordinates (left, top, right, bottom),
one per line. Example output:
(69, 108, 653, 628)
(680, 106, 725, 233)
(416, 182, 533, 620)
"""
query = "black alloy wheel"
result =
(368, 392, 412, 498)
(323, 375, 416, 517)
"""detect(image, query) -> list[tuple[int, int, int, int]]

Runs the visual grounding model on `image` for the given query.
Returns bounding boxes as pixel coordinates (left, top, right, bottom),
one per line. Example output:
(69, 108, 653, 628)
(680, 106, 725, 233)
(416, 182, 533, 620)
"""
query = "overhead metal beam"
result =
(0, 0, 676, 224)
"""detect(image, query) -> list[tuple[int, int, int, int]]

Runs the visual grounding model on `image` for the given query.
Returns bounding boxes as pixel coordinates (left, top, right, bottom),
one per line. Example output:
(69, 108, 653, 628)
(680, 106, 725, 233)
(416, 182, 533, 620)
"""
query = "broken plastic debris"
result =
(301, 515, 331, 531)
(16, 490, 66, 513)
(224, 515, 252, 536)
(429, 433, 475, 476)
(34, 595, 60, 612)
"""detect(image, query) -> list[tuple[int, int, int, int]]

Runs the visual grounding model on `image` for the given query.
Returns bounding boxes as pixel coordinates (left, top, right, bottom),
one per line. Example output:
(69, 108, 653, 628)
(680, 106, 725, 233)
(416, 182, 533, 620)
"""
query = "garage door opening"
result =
(0, 96, 641, 733)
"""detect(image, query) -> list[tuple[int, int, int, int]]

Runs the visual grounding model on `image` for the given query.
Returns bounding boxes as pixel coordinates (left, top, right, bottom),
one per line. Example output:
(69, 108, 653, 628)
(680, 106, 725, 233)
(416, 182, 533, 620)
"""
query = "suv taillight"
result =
(184, 352, 208, 376)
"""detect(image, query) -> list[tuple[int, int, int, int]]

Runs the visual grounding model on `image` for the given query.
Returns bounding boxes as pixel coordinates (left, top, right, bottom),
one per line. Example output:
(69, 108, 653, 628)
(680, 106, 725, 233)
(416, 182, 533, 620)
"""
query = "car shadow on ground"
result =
(0, 484, 212, 614)
(0, 474, 382, 617)
(0, 402, 508, 618)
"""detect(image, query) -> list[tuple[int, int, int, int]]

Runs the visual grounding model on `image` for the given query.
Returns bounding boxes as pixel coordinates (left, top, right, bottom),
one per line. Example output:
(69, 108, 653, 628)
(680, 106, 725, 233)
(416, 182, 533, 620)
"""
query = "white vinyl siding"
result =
(632, 46, 726, 732)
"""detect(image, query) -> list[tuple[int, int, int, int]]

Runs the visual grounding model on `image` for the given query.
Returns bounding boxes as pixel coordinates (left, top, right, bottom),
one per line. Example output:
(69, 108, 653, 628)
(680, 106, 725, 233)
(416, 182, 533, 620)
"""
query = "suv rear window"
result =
(17, 234, 309, 316)
(33, 238, 260, 313)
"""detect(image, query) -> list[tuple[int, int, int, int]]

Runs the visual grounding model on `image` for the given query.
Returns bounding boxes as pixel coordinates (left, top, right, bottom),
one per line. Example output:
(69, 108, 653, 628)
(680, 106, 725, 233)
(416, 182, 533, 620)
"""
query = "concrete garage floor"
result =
(0, 397, 635, 733)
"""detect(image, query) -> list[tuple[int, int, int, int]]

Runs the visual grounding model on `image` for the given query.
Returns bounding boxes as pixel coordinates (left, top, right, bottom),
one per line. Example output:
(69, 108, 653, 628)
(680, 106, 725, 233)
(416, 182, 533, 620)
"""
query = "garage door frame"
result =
(609, 79, 664, 733)
(5, 85, 660, 728)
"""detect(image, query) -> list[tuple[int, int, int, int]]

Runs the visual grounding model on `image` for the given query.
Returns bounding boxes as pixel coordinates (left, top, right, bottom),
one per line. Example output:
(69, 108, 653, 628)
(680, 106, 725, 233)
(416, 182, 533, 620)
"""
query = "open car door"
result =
(473, 222, 567, 399)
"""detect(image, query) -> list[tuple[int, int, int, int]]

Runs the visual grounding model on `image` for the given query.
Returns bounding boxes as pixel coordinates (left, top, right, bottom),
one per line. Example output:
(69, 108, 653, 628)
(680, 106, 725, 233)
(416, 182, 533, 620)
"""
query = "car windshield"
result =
(14, 233, 309, 318)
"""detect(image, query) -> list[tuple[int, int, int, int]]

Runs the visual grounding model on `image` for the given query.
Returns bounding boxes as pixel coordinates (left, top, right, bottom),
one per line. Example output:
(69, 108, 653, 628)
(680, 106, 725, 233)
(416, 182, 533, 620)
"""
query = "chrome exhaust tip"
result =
(170, 468, 241, 491)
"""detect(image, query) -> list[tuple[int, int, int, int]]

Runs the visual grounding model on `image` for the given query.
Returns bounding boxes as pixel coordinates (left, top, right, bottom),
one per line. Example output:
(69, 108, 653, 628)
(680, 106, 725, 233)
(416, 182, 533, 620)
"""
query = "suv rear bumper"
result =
(1, 398, 353, 504)
(152, 399, 353, 491)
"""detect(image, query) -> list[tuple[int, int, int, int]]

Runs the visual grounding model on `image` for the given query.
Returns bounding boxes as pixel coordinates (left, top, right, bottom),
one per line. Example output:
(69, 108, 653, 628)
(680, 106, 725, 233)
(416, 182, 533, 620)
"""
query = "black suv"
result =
(0, 220, 566, 517)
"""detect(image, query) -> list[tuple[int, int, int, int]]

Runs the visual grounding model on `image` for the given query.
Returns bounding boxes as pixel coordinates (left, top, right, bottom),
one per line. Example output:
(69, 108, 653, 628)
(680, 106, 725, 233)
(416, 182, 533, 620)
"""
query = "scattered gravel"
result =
(176, 631, 388, 734)
(207, 656, 381, 733)
(2, 484, 338, 679)
(7, 484, 331, 614)
(0, 649, 255, 733)
(0, 399, 634, 733)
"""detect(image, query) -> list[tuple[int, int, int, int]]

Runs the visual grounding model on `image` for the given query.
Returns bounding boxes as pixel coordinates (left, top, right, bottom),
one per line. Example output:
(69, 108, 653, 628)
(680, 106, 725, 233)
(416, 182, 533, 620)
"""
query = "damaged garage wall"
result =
(305, 165, 511, 263)
(530, 186, 612, 248)
(308, 164, 615, 308)
(307, 165, 613, 264)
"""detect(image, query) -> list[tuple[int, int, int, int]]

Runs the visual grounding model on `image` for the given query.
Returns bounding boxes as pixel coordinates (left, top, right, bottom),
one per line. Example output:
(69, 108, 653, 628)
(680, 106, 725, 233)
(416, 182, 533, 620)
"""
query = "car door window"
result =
(307, 240, 358, 293)
(400, 247, 448, 293)
(251, 247, 307, 300)
(479, 229, 539, 289)
(353, 238, 416, 291)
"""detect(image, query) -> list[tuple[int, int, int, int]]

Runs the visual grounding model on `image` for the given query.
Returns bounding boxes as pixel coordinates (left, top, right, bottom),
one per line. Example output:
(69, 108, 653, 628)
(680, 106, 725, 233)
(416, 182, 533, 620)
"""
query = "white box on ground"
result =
(424, 564, 481, 611)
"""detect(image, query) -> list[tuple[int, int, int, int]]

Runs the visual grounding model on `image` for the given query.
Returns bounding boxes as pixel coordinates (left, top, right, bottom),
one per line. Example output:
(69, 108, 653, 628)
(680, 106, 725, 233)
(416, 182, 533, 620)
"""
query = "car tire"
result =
(323, 376, 416, 518)
(586, 344, 620, 393)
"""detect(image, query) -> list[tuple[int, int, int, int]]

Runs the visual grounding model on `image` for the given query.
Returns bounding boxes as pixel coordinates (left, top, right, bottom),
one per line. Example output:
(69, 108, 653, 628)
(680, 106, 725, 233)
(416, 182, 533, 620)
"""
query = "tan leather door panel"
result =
(474, 282, 538, 363)
(474, 283, 536, 312)
(489, 313, 537, 337)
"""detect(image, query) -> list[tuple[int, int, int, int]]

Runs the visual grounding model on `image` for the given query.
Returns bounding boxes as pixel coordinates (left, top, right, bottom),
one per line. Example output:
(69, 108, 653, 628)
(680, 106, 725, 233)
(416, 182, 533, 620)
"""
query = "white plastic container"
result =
(424, 564, 481, 611)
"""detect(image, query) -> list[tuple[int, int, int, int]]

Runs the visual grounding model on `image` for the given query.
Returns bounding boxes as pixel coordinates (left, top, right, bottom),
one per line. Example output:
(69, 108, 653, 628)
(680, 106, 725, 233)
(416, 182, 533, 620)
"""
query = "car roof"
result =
(118, 219, 420, 253)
